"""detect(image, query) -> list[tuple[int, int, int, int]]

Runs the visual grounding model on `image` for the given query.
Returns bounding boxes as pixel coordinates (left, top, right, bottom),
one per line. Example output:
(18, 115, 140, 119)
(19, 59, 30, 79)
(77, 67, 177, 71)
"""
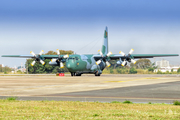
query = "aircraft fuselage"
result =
(49, 54, 105, 75)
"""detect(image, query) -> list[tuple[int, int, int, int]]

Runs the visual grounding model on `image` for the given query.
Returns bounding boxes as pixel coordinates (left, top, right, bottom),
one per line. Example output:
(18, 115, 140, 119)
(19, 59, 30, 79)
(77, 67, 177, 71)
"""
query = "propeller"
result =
(119, 49, 136, 66)
(30, 50, 45, 66)
(95, 50, 112, 67)
(51, 49, 69, 68)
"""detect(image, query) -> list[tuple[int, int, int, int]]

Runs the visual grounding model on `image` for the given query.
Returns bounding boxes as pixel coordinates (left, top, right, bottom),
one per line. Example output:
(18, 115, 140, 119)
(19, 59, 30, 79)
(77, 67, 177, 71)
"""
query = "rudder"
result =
(101, 26, 108, 55)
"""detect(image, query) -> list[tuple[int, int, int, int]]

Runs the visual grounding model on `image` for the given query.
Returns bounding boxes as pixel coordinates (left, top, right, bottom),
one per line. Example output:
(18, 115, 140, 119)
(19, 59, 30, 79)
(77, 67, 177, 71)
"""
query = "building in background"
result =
(154, 60, 179, 72)
(156, 59, 169, 68)
(0, 64, 4, 67)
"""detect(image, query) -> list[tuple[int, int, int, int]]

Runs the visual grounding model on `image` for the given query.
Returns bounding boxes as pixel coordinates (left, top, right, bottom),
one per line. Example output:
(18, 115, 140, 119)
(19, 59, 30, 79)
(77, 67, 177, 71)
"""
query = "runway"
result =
(0, 74, 180, 103)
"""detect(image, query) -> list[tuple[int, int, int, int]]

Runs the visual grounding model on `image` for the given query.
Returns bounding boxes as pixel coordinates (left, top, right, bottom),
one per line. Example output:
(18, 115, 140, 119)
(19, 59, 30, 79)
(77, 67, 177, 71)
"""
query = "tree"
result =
(157, 70, 162, 74)
(109, 68, 114, 74)
(116, 68, 122, 74)
(148, 67, 154, 72)
(26, 50, 74, 74)
(131, 59, 151, 69)
(45, 50, 74, 55)
(0, 65, 12, 73)
(177, 68, 180, 73)
(129, 68, 137, 74)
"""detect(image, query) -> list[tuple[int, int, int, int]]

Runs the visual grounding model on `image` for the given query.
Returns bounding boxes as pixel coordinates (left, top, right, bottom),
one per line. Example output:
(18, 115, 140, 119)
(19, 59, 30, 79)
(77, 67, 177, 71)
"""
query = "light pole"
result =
(26, 59, 28, 74)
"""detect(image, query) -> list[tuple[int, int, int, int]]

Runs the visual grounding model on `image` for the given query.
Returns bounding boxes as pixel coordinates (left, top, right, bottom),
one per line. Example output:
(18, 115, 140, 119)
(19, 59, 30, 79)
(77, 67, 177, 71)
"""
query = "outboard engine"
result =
(116, 58, 127, 66)
(49, 61, 58, 66)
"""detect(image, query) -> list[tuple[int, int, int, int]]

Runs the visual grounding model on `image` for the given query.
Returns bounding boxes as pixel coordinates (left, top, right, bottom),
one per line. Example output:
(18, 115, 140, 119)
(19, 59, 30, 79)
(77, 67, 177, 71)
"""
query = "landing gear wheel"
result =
(71, 72, 76, 76)
(95, 71, 100, 76)
(76, 74, 82, 76)
(95, 74, 100, 76)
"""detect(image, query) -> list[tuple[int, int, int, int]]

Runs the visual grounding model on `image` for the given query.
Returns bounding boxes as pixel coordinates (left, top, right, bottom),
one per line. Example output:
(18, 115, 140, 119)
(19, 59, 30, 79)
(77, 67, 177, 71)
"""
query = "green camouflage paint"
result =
(101, 45, 106, 55)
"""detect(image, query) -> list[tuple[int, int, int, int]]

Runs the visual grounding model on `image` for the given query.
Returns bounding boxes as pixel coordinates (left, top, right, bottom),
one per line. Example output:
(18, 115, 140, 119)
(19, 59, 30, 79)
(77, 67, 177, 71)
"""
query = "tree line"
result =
(26, 50, 74, 74)
(0, 65, 12, 74)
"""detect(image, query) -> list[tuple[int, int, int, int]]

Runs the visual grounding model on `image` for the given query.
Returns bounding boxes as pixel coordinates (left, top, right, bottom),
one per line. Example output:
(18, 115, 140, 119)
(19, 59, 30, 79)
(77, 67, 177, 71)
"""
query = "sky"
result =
(0, 0, 180, 67)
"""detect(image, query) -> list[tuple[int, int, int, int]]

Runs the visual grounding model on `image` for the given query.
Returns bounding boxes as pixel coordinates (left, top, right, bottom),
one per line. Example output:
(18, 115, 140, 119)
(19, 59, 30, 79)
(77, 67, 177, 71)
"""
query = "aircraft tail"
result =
(101, 26, 108, 55)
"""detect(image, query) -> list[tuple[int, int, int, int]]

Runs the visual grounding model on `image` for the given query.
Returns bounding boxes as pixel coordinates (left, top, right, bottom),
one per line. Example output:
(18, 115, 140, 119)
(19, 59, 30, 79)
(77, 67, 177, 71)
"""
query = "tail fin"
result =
(101, 26, 108, 55)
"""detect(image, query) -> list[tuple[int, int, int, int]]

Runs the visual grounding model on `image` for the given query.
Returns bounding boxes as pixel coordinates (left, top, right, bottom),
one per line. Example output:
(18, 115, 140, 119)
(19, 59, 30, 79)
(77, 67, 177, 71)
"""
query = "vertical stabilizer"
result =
(101, 26, 108, 55)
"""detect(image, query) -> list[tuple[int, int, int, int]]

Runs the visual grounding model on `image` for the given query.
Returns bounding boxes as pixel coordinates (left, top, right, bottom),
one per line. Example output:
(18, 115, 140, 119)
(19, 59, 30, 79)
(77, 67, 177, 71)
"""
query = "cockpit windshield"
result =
(67, 57, 79, 60)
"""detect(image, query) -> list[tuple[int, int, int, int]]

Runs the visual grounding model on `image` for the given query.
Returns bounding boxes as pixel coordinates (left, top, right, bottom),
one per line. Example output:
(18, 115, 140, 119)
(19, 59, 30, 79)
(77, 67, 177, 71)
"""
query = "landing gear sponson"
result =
(70, 72, 100, 76)
(71, 72, 82, 76)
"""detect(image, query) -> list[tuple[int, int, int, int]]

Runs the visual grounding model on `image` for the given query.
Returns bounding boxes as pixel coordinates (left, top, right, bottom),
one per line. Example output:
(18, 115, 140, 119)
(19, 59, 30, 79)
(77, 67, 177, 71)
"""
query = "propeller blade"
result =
(129, 49, 134, 55)
(60, 62, 64, 68)
(121, 60, 127, 66)
(119, 51, 125, 56)
(106, 61, 111, 67)
(96, 59, 102, 65)
(30, 51, 36, 57)
(98, 50, 103, 57)
(31, 61, 36, 66)
(63, 54, 69, 59)
(39, 50, 44, 55)
(51, 58, 57, 62)
(40, 60, 45, 65)
(131, 59, 136, 64)
(56, 49, 60, 55)
(106, 52, 112, 57)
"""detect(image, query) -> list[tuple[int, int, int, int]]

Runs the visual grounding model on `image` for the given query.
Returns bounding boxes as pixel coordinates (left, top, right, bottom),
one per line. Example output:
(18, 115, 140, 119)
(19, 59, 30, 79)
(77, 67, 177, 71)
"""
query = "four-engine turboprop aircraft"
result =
(2, 27, 179, 76)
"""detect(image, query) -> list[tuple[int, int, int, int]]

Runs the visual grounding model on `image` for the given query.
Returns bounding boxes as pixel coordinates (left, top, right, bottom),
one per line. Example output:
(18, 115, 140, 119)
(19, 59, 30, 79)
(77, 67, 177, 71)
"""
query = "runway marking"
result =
(104, 77, 160, 83)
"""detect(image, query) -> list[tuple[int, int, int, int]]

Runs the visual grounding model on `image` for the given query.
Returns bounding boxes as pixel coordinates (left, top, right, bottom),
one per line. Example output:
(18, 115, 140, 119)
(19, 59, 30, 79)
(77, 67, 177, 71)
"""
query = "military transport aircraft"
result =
(2, 27, 179, 76)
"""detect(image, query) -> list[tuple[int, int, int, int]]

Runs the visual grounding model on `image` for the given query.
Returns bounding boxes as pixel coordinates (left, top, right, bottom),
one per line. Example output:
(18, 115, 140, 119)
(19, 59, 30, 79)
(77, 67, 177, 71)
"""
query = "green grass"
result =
(173, 100, 180, 105)
(6, 97, 17, 101)
(111, 101, 121, 103)
(0, 100, 180, 119)
(123, 100, 133, 104)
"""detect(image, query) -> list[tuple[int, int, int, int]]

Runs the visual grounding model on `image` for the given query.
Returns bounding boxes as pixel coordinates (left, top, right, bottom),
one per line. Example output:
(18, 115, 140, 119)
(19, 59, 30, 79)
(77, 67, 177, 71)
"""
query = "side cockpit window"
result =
(75, 57, 79, 60)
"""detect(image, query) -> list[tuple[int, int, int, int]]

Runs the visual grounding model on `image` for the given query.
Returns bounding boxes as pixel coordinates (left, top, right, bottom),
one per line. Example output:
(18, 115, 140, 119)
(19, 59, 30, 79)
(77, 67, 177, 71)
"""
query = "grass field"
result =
(0, 100, 180, 119)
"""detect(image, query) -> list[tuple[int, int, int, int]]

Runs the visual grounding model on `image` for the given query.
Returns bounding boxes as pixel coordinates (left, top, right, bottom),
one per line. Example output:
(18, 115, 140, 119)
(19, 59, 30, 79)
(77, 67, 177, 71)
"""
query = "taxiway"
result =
(0, 74, 179, 103)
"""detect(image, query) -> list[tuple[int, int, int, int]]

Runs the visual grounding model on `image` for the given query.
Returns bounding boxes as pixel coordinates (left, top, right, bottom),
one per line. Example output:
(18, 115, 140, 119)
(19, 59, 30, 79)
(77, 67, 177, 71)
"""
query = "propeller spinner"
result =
(96, 50, 112, 67)
(51, 49, 69, 68)
(119, 49, 136, 66)
(30, 50, 45, 66)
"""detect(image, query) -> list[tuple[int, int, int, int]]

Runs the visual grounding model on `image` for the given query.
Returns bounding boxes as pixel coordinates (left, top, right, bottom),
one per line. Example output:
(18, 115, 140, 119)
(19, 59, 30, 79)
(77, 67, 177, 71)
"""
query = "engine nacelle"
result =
(117, 60, 127, 66)
(116, 60, 122, 65)
(49, 61, 58, 66)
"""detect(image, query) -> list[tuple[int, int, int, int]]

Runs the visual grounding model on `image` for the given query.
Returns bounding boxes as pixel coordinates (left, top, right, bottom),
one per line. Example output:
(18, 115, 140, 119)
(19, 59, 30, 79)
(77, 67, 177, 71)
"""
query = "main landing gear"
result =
(71, 72, 82, 76)
(95, 71, 101, 76)
(71, 72, 75, 76)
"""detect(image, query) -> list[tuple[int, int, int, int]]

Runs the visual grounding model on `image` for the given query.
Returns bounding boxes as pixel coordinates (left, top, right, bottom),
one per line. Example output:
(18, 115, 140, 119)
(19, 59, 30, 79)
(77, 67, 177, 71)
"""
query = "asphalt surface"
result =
(0, 74, 180, 103)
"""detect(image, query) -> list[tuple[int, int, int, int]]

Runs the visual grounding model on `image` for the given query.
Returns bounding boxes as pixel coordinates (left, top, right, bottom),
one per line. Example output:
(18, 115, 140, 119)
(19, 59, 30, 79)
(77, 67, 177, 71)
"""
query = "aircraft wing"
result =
(1, 55, 60, 59)
(109, 54, 179, 60)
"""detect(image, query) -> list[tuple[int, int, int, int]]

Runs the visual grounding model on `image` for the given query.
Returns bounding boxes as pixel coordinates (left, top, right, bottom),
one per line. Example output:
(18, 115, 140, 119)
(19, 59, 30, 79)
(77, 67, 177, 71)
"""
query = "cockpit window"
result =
(67, 58, 75, 60)
(67, 57, 79, 60)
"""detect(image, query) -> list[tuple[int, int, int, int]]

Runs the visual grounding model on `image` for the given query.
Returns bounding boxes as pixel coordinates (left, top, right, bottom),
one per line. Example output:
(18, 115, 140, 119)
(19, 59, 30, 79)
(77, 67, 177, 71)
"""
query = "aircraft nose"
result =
(66, 63, 71, 69)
